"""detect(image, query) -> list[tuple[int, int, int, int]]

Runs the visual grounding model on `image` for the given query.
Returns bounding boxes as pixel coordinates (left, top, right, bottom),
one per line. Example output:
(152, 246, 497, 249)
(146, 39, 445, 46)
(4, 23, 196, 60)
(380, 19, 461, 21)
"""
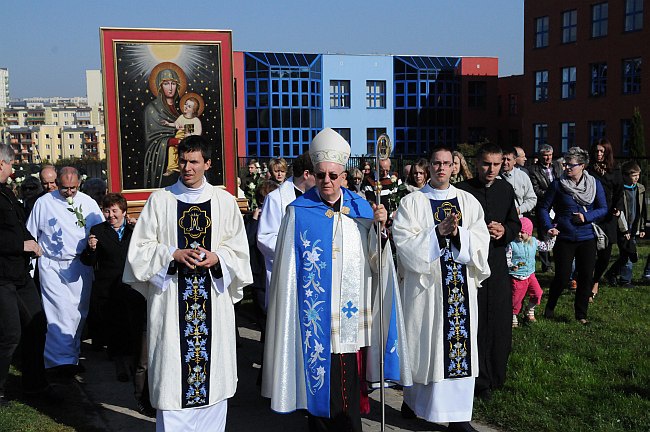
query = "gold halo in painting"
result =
(148, 61, 187, 97)
(180, 92, 205, 117)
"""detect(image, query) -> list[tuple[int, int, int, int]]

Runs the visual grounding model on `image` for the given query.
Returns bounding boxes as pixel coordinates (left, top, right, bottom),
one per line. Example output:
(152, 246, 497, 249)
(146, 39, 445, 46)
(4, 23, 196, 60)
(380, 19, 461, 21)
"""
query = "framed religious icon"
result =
(100, 28, 238, 203)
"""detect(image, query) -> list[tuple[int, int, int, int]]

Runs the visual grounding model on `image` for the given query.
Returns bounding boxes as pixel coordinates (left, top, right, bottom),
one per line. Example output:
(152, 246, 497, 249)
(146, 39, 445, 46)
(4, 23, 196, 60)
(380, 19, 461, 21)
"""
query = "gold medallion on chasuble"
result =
(325, 206, 350, 218)
(178, 205, 212, 243)
(433, 201, 462, 224)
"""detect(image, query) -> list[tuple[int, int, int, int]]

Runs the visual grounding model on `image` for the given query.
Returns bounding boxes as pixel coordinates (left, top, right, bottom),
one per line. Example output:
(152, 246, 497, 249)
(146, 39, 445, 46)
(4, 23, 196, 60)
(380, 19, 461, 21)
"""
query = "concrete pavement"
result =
(55, 313, 500, 432)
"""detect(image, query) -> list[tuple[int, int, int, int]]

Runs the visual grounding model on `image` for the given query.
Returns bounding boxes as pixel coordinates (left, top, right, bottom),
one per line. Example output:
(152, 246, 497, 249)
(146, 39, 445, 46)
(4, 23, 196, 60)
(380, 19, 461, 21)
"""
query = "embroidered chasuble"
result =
(429, 197, 472, 379)
(262, 187, 412, 418)
(177, 200, 213, 408)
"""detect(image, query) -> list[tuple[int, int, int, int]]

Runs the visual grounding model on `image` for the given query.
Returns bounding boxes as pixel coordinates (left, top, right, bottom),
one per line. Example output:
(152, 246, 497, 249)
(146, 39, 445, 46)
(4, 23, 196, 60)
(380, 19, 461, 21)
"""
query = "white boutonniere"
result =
(66, 197, 86, 228)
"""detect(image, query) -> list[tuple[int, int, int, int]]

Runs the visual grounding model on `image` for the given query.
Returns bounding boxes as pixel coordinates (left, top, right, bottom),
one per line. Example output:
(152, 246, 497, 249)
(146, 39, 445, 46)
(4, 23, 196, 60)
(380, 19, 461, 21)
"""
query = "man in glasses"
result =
(263, 128, 411, 432)
(456, 143, 521, 402)
(392, 146, 491, 432)
(27, 167, 103, 378)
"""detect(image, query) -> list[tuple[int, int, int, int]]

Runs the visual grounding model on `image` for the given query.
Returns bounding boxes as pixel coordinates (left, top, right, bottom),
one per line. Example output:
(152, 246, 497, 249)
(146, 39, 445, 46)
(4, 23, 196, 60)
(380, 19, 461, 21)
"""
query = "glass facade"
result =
(244, 52, 323, 158)
(393, 56, 461, 156)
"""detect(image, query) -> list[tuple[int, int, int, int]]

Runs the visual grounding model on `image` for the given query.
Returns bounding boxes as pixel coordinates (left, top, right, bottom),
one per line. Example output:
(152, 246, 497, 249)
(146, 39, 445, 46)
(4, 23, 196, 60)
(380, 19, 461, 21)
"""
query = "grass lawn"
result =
(1, 244, 649, 431)
(474, 241, 650, 432)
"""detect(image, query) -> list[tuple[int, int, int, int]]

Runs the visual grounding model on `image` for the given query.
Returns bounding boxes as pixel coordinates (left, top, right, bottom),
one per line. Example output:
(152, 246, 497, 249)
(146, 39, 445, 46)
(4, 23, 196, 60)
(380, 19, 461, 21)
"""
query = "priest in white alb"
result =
(26, 166, 103, 373)
(262, 128, 411, 432)
(257, 151, 315, 302)
(123, 136, 252, 431)
(392, 146, 491, 432)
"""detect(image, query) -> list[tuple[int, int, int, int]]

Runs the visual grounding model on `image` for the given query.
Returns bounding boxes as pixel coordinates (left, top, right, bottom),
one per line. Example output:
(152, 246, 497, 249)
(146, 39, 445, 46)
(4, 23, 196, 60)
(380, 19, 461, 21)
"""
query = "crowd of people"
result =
(0, 129, 647, 432)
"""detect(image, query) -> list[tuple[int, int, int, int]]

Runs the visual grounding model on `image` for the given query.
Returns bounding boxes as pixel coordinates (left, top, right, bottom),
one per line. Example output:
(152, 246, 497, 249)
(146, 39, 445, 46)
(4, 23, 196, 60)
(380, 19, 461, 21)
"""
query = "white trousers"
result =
(156, 400, 227, 432)
(39, 256, 92, 368)
(403, 376, 475, 423)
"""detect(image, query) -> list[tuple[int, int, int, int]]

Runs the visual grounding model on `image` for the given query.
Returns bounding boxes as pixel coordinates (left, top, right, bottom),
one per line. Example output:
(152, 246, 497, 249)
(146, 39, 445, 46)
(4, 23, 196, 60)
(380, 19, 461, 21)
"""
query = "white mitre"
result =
(309, 128, 350, 166)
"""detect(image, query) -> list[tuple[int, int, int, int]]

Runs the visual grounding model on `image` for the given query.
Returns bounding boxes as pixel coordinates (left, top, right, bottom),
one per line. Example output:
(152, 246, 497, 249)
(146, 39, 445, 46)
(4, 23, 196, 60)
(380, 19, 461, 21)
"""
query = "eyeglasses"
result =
(315, 171, 343, 180)
(563, 163, 582, 169)
(59, 186, 78, 192)
(431, 161, 453, 168)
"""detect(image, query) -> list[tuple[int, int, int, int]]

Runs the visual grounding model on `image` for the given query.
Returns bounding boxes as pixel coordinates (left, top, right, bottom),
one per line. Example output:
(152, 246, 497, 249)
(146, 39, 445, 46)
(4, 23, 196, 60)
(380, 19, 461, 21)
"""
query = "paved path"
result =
(55, 313, 500, 432)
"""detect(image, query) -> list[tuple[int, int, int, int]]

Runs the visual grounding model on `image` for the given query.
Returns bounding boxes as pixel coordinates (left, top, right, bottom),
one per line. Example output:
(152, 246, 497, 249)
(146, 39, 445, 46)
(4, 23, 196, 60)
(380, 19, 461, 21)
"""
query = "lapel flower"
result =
(66, 197, 86, 228)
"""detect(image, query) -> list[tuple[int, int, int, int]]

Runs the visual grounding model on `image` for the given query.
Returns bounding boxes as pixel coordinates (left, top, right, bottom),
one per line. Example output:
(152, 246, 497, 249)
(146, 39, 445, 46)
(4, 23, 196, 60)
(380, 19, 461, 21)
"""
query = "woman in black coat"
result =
(81, 193, 153, 415)
(586, 139, 623, 300)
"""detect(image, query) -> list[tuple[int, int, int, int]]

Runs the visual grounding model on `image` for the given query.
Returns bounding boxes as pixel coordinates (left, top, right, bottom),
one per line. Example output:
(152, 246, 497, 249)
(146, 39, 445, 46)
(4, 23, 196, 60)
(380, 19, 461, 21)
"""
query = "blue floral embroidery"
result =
(299, 229, 329, 397)
(182, 273, 210, 406)
(444, 247, 471, 378)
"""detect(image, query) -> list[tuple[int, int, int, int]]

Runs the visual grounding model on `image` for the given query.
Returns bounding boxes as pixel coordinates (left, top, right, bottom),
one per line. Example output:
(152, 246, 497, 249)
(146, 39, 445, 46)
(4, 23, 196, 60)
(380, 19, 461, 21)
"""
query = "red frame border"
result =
(100, 28, 237, 201)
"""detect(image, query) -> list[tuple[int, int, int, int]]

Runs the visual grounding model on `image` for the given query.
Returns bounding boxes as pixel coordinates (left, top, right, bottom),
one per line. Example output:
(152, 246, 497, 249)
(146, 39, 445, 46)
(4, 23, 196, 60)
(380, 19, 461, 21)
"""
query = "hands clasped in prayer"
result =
(173, 247, 219, 270)
(438, 212, 459, 237)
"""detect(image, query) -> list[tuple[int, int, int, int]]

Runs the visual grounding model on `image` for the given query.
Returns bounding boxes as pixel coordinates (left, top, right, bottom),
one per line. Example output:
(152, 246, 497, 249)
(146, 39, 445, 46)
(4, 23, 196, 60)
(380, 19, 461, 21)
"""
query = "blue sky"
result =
(1, 0, 523, 98)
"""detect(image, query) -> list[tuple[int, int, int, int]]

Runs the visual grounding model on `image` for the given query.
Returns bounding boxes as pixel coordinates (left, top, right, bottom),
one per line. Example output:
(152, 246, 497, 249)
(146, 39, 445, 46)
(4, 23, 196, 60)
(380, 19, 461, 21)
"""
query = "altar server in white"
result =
(262, 128, 411, 432)
(26, 166, 103, 372)
(257, 151, 315, 299)
(392, 146, 491, 432)
(123, 135, 252, 432)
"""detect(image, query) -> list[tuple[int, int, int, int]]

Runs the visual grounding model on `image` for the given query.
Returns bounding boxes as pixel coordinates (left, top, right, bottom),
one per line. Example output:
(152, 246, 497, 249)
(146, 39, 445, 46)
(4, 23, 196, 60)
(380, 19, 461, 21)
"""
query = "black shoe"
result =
(23, 385, 63, 405)
(447, 421, 479, 432)
(401, 401, 416, 419)
(0, 395, 9, 408)
(475, 388, 492, 401)
(136, 399, 156, 418)
(619, 281, 635, 288)
(606, 274, 618, 286)
(544, 307, 555, 319)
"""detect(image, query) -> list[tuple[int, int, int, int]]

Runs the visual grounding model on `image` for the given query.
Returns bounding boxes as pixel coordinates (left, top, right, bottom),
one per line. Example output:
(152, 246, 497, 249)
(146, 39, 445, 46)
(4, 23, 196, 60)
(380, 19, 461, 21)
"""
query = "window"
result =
(625, 0, 644, 32)
(621, 119, 632, 155)
(468, 81, 487, 109)
(535, 70, 549, 101)
(622, 58, 642, 94)
(366, 128, 386, 154)
(590, 63, 607, 96)
(533, 123, 548, 152)
(45, 133, 50, 139)
(68, 133, 73, 139)
(592, 2, 608, 37)
(68, 144, 74, 150)
(53, 113, 58, 118)
(560, 122, 576, 152)
(535, 16, 549, 48)
(330, 80, 350, 108)
(589, 121, 606, 144)
(333, 128, 351, 143)
(57, 144, 62, 150)
(561, 66, 577, 99)
(508, 94, 518, 115)
(366, 80, 386, 108)
(562, 10, 578, 43)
